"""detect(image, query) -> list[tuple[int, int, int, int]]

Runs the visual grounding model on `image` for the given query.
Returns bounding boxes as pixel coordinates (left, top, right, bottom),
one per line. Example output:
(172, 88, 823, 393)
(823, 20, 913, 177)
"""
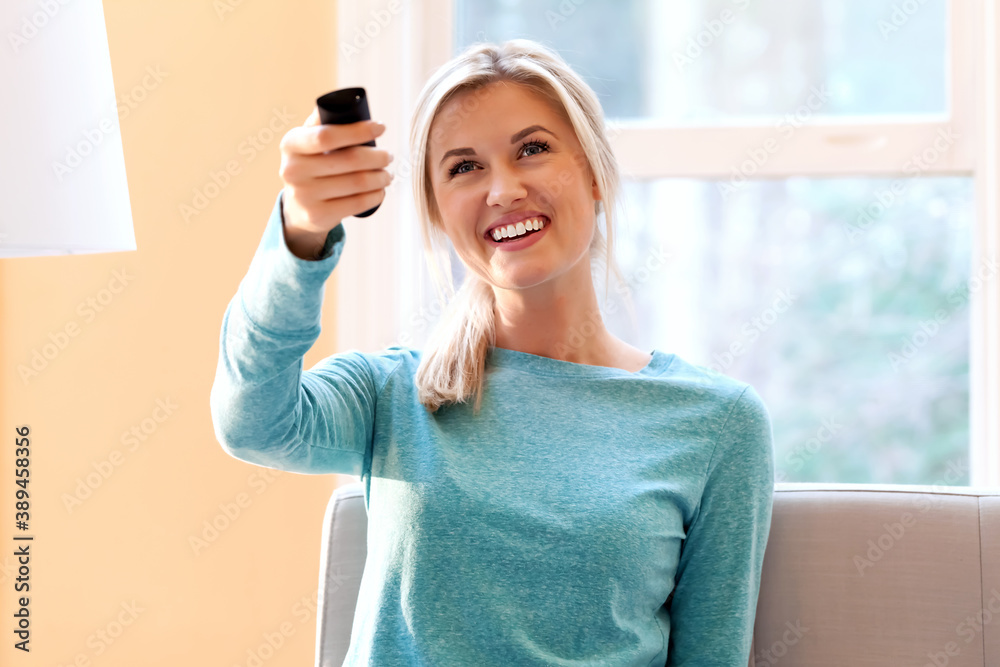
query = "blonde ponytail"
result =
(413, 273, 496, 414)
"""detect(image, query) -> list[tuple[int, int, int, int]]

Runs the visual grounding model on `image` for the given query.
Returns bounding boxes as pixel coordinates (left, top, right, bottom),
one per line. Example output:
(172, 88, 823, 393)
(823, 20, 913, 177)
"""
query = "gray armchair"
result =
(315, 482, 1000, 666)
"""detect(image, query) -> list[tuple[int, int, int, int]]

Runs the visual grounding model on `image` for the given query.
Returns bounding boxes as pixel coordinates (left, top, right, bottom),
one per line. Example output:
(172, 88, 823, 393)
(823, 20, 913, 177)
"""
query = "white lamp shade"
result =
(0, 0, 135, 257)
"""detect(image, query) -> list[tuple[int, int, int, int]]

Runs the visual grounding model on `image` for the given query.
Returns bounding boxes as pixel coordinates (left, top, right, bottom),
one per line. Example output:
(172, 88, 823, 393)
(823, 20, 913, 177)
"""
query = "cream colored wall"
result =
(0, 2, 352, 664)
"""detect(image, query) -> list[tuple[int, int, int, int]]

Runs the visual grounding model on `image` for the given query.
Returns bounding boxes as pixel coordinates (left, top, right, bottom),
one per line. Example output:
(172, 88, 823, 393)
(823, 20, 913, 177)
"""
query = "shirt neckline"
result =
(485, 347, 674, 379)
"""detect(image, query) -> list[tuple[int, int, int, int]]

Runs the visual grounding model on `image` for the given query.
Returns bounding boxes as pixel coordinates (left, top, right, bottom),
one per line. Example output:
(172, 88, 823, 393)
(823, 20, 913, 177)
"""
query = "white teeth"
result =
(490, 217, 546, 242)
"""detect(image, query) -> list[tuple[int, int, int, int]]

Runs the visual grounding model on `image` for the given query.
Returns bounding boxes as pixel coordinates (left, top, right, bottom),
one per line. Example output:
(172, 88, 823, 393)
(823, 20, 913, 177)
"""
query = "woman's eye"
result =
(448, 140, 549, 177)
(448, 160, 474, 177)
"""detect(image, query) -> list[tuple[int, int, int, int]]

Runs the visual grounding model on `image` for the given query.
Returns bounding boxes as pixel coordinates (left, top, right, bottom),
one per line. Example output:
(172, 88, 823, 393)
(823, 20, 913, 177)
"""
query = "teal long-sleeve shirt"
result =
(210, 191, 775, 667)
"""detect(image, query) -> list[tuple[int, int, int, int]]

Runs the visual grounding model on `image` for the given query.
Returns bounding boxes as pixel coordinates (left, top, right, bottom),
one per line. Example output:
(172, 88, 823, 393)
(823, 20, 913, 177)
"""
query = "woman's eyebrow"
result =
(438, 125, 556, 167)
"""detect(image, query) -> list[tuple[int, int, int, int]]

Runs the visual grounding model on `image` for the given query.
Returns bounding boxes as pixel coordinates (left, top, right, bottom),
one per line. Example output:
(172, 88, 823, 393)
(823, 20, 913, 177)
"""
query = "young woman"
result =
(211, 38, 774, 667)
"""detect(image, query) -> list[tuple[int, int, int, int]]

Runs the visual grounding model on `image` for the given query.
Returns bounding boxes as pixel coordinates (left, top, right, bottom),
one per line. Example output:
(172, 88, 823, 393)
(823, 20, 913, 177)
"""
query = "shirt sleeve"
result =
(209, 189, 379, 477)
(665, 385, 775, 666)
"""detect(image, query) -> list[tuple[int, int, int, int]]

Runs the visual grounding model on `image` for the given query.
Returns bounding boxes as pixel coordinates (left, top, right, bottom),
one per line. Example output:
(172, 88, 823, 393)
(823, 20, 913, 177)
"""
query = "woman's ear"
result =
(591, 175, 601, 201)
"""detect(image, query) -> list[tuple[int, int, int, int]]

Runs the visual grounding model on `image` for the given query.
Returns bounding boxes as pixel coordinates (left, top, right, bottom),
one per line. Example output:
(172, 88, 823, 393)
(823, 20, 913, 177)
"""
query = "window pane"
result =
(454, 0, 947, 122)
(598, 176, 973, 485)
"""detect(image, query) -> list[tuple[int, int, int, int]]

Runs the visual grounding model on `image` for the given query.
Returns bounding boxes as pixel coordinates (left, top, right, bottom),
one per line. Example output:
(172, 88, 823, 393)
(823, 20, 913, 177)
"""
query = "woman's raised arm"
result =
(209, 107, 394, 475)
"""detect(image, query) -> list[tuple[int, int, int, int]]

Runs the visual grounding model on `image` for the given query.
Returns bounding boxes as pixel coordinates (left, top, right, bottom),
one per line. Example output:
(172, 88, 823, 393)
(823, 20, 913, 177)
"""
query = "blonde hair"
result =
(409, 38, 633, 414)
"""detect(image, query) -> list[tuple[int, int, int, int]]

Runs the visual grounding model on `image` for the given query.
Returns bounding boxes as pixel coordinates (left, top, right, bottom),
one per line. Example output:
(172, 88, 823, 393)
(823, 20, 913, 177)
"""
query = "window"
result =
(334, 0, 1000, 486)
(456, 0, 949, 121)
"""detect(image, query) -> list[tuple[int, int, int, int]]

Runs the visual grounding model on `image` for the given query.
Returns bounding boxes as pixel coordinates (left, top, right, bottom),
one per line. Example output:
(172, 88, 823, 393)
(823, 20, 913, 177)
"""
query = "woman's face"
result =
(427, 81, 600, 291)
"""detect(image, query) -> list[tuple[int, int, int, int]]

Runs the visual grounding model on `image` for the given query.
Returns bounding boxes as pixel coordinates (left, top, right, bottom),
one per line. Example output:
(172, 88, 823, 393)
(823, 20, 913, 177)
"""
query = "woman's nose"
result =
(486, 164, 527, 208)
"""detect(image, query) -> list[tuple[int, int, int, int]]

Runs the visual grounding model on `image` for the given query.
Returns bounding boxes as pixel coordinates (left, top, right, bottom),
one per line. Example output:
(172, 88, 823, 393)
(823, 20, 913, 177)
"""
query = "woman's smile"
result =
(484, 215, 550, 250)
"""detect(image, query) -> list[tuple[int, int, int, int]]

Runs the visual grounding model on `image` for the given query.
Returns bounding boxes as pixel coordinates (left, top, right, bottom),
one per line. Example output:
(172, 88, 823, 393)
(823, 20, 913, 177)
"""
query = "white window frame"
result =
(334, 0, 1000, 486)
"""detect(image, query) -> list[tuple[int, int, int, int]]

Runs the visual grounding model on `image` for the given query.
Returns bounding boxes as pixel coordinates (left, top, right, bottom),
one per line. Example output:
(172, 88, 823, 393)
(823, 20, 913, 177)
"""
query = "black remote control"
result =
(316, 87, 380, 218)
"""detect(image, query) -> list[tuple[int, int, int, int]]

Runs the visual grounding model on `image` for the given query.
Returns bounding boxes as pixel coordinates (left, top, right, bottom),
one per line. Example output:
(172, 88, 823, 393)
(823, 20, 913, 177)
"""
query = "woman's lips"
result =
(483, 211, 551, 240)
(485, 217, 550, 250)
(484, 215, 550, 241)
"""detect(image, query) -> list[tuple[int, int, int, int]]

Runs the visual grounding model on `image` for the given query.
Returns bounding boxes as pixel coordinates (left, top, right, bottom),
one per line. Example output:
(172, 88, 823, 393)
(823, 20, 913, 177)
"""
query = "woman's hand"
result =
(277, 107, 393, 259)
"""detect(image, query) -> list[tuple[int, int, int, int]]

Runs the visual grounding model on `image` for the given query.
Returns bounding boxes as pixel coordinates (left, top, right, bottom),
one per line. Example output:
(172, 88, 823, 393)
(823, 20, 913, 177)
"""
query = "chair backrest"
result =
(751, 483, 1000, 667)
(314, 482, 367, 667)
(315, 481, 1000, 667)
